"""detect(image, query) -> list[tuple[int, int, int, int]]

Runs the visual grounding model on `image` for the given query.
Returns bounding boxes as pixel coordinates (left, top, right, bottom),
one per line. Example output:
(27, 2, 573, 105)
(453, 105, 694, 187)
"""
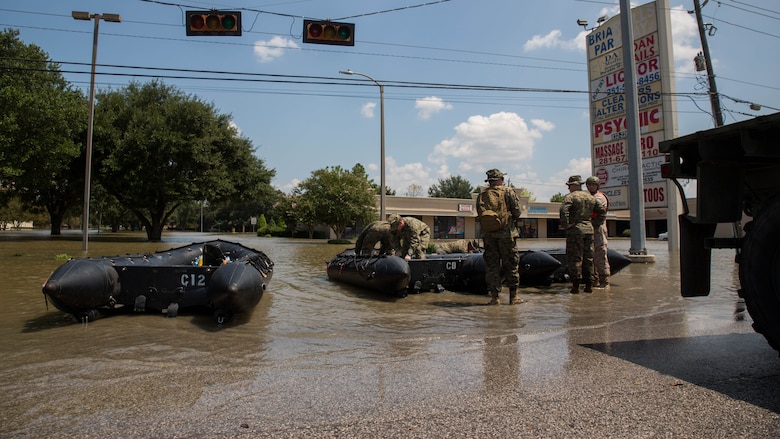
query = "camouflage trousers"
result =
(592, 224, 610, 283)
(565, 233, 594, 282)
(355, 229, 393, 256)
(433, 239, 478, 254)
(483, 232, 519, 294)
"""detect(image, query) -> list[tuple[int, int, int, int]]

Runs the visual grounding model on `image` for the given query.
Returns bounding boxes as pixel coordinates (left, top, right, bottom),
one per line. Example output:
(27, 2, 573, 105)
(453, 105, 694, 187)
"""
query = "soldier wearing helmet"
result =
(586, 176, 610, 288)
(559, 175, 606, 294)
(477, 168, 523, 305)
(388, 214, 430, 260)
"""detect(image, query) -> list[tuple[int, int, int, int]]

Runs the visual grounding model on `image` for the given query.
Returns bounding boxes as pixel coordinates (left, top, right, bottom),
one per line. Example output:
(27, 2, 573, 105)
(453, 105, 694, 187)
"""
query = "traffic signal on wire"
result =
(186, 11, 242, 36)
(302, 20, 354, 46)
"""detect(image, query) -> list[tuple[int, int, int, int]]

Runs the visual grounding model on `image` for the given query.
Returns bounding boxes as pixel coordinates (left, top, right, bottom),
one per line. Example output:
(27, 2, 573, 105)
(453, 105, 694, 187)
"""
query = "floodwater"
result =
(0, 231, 773, 437)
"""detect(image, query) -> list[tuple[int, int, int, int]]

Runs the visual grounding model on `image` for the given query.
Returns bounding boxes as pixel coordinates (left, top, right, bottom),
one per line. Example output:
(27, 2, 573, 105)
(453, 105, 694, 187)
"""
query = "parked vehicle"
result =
(660, 112, 780, 354)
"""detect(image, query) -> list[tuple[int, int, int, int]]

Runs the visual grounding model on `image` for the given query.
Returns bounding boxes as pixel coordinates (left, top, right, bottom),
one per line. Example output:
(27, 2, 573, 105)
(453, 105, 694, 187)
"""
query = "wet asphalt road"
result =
(1, 233, 779, 438)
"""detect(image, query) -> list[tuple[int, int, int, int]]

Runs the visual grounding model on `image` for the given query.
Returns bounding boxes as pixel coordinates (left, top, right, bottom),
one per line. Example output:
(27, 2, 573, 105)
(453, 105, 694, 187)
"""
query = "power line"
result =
(722, 0, 780, 19)
(3, 57, 587, 94)
(1, 20, 587, 73)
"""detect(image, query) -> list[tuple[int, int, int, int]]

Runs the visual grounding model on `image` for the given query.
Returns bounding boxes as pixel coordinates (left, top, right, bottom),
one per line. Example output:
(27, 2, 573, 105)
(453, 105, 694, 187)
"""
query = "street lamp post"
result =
(72, 11, 121, 251)
(339, 70, 385, 221)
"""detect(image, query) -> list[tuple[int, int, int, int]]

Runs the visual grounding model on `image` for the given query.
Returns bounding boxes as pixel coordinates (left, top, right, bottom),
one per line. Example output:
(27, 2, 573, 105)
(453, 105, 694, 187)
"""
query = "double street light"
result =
(339, 70, 386, 221)
(72, 11, 121, 251)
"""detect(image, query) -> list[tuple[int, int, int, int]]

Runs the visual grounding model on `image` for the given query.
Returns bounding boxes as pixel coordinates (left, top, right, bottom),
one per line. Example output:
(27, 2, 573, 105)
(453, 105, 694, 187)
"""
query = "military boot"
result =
(583, 281, 593, 293)
(509, 287, 525, 304)
(488, 290, 500, 305)
(570, 280, 580, 294)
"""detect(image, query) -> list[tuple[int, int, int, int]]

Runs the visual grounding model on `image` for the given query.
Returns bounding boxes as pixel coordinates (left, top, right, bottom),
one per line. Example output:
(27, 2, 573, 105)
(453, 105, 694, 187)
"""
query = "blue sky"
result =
(4, 0, 779, 201)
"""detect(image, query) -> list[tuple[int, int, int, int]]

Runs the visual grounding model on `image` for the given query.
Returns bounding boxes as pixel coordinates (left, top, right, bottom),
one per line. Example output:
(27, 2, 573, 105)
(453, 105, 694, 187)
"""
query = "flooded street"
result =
(1, 232, 778, 438)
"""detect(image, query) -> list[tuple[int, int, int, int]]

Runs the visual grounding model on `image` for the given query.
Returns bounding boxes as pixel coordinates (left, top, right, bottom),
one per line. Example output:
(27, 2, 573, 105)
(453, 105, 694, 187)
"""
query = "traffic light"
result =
(302, 20, 355, 46)
(186, 11, 241, 36)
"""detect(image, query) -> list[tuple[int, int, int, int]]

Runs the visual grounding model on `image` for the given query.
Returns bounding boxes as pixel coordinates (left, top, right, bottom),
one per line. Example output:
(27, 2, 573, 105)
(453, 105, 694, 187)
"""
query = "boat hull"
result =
(326, 247, 631, 295)
(547, 248, 632, 282)
(325, 251, 411, 296)
(412, 250, 562, 294)
(326, 249, 563, 295)
(42, 240, 273, 323)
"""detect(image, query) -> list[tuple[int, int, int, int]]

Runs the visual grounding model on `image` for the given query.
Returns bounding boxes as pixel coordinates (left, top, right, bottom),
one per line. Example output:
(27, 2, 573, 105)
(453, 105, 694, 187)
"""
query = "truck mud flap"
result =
(679, 215, 717, 297)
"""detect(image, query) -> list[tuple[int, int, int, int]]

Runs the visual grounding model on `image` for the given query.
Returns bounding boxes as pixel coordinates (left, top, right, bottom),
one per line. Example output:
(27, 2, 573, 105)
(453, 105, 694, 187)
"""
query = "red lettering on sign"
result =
(643, 186, 665, 203)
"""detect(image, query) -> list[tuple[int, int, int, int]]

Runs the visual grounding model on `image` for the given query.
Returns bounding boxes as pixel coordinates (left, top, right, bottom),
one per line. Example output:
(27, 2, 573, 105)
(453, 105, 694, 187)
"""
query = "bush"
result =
(621, 229, 631, 237)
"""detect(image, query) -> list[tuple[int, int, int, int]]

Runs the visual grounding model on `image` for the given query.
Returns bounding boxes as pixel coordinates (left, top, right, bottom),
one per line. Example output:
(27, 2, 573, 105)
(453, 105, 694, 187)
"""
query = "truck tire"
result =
(739, 197, 780, 354)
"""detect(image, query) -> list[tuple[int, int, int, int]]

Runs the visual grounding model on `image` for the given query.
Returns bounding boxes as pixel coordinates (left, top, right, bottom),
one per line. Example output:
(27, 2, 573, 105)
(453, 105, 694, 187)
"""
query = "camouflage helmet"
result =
(485, 169, 506, 182)
(387, 214, 402, 228)
(586, 176, 600, 186)
(566, 175, 584, 185)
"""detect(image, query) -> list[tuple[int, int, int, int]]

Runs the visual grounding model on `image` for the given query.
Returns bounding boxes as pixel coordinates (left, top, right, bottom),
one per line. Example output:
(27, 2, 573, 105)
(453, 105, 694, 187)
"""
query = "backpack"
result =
(479, 186, 509, 232)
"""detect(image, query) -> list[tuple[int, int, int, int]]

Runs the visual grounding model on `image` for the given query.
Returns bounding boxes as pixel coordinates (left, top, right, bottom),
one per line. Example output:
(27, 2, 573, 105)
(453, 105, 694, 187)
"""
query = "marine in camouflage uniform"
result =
(559, 175, 606, 294)
(477, 169, 523, 305)
(355, 221, 394, 256)
(433, 239, 480, 254)
(388, 214, 430, 260)
(587, 176, 611, 288)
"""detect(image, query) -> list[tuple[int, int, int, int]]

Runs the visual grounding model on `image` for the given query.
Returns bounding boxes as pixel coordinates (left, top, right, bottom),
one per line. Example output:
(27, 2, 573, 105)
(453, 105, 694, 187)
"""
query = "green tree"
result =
(550, 192, 565, 202)
(0, 195, 35, 229)
(516, 187, 536, 202)
(168, 199, 200, 231)
(257, 213, 268, 234)
(428, 175, 474, 198)
(295, 164, 376, 239)
(92, 80, 275, 241)
(406, 184, 423, 197)
(286, 192, 318, 238)
(0, 29, 88, 234)
(355, 163, 396, 196)
(92, 184, 134, 232)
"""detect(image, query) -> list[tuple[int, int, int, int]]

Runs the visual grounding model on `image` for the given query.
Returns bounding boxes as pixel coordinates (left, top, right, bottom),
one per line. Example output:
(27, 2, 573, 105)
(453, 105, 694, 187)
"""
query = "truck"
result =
(660, 112, 780, 355)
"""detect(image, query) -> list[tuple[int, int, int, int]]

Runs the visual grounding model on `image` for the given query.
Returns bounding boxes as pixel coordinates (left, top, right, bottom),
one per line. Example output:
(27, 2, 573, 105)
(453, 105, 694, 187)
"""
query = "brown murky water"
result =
(0, 231, 751, 437)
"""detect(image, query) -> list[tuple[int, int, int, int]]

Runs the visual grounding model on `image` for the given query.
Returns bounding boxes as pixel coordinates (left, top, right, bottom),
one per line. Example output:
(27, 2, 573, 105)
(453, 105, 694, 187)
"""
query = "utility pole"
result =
(692, 0, 724, 127)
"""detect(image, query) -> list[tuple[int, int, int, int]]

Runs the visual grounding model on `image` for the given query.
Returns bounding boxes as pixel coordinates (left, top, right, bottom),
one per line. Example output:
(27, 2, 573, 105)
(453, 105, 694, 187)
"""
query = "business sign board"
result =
(586, 1, 670, 210)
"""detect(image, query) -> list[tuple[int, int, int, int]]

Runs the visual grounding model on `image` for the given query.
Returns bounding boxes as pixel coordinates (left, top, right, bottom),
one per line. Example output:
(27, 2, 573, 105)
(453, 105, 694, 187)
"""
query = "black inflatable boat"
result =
(326, 248, 631, 296)
(42, 240, 273, 323)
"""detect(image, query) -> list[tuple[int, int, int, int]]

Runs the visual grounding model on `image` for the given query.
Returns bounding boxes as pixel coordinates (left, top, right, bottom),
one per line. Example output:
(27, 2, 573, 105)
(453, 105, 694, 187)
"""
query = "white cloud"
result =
(276, 178, 301, 193)
(380, 157, 436, 196)
(553, 157, 594, 185)
(415, 96, 453, 120)
(523, 29, 582, 52)
(228, 120, 241, 136)
(428, 112, 554, 172)
(669, 5, 701, 73)
(361, 102, 376, 118)
(253, 36, 299, 63)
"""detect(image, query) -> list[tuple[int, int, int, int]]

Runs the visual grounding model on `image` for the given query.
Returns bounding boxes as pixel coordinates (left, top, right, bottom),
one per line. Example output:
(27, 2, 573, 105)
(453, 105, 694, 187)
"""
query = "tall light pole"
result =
(339, 70, 386, 221)
(72, 11, 121, 251)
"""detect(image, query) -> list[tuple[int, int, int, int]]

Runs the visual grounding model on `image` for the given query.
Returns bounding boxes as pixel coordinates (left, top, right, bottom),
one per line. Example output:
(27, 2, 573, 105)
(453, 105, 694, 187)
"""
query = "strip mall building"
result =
(338, 189, 671, 241)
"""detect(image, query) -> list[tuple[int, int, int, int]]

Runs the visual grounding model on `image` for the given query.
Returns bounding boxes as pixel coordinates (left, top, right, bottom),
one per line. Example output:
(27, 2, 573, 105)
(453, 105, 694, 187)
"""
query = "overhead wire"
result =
(2, 1, 777, 120)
